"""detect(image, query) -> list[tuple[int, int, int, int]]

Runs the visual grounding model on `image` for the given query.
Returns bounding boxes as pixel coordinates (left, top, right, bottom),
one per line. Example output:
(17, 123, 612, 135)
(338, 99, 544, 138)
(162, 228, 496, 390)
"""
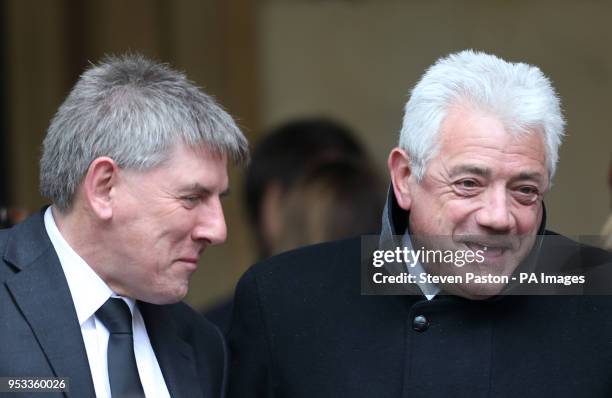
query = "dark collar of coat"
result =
(3, 207, 96, 397)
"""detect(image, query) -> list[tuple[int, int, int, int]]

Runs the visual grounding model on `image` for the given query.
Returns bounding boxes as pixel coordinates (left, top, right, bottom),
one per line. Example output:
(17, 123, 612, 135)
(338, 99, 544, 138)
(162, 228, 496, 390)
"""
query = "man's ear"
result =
(82, 157, 118, 220)
(387, 147, 413, 211)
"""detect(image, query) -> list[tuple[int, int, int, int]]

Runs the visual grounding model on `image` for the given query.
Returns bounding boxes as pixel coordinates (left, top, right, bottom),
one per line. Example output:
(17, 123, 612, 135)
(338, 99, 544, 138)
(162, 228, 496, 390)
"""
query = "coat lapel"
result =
(3, 210, 96, 398)
(140, 302, 204, 398)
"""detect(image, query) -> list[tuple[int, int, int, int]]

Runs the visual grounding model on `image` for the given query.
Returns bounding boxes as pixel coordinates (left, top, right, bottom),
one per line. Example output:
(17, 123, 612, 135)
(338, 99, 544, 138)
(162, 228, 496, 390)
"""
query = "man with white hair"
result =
(0, 54, 248, 397)
(227, 50, 612, 397)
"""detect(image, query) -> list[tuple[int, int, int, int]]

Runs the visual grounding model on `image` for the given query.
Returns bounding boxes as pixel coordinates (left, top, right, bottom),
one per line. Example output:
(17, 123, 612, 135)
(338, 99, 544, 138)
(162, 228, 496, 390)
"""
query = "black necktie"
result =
(96, 297, 146, 398)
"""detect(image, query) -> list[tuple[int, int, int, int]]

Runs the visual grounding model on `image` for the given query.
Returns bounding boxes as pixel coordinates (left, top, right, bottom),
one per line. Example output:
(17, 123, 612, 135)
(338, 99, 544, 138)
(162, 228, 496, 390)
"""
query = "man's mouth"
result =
(463, 240, 515, 258)
(176, 257, 199, 270)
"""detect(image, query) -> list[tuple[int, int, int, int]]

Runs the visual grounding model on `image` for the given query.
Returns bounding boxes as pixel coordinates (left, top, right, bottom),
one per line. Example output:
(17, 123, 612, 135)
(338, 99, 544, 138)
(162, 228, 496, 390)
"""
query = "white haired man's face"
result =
(391, 105, 549, 298)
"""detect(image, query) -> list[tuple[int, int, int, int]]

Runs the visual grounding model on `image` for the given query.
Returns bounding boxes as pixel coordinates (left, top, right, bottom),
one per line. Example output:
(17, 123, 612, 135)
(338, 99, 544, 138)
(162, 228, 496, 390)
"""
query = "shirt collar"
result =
(401, 231, 440, 300)
(44, 207, 115, 325)
(379, 187, 436, 298)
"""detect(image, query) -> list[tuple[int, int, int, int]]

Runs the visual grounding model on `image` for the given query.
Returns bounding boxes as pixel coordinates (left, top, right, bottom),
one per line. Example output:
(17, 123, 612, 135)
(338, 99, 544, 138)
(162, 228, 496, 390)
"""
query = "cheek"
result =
(150, 215, 191, 242)
(410, 183, 480, 234)
(513, 205, 542, 235)
(411, 199, 459, 234)
(442, 199, 479, 228)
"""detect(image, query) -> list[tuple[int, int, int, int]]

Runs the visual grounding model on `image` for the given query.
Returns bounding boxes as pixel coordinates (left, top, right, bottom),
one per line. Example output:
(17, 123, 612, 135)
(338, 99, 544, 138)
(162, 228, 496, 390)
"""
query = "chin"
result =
(450, 282, 506, 300)
(166, 288, 189, 304)
(145, 284, 189, 305)
(472, 284, 505, 299)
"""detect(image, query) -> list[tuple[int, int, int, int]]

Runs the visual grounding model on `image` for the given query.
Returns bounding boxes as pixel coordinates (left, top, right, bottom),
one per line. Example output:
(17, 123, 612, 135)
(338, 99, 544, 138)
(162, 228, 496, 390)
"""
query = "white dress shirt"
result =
(44, 207, 171, 398)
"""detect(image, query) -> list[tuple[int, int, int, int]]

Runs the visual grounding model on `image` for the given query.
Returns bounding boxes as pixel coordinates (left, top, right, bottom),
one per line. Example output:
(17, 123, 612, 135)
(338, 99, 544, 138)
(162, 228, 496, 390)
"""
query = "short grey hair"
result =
(399, 49, 565, 181)
(40, 53, 249, 211)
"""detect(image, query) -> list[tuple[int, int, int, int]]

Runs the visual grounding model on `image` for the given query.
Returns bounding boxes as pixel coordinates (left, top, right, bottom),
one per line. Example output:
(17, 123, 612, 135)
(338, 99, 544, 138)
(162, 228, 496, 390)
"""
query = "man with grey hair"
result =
(227, 50, 612, 397)
(0, 54, 248, 397)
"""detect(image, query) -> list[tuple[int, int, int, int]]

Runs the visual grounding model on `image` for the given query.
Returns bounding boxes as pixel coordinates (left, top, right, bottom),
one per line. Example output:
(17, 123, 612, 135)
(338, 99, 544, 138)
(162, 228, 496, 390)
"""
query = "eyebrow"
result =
(449, 165, 491, 178)
(179, 183, 230, 197)
(449, 165, 545, 185)
(508, 172, 545, 185)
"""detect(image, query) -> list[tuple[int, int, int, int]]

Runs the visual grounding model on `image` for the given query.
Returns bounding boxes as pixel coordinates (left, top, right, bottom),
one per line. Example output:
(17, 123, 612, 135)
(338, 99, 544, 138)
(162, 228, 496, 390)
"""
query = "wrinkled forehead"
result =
(442, 105, 545, 151)
(434, 106, 548, 180)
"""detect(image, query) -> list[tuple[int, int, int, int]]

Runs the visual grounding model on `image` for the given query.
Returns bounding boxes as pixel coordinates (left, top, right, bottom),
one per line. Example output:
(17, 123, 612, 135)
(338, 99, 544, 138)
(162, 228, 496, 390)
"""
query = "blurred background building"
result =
(1, 0, 611, 310)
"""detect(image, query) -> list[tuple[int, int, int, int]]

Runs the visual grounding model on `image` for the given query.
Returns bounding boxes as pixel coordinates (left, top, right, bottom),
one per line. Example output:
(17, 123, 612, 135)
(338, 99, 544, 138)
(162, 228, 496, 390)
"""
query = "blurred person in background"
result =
(274, 157, 384, 254)
(0, 206, 29, 228)
(245, 117, 369, 259)
(204, 117, 385, 330)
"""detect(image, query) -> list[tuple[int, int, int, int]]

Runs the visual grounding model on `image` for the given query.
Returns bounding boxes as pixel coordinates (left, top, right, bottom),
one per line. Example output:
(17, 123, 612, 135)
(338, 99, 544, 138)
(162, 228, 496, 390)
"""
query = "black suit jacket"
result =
(227, 235, 612, 398)
(0, 210, 228, 398)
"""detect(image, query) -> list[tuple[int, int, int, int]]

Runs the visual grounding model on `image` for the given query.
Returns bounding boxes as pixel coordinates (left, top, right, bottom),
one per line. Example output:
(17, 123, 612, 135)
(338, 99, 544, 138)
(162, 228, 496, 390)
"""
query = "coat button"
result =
(412, 315, 429, 332)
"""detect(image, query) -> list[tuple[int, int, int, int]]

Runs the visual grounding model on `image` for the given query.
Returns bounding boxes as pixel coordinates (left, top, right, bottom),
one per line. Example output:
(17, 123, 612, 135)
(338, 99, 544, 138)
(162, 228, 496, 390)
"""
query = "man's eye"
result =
(453, 179, 481, 197)
(517, 186, 538, 195)
(455, 179, 479, 189)
(181, 196, 201, 207)
(513, 186, 540, 204)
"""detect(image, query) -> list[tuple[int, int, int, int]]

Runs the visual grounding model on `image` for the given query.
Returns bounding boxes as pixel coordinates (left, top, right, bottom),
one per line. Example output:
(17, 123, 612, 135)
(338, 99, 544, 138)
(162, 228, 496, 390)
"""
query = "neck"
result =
(52, 204, 108, 280)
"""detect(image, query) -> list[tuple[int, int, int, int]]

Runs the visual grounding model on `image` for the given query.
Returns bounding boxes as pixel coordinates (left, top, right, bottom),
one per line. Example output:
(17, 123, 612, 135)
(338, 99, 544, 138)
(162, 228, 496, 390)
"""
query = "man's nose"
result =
(475, 186, 515, 232)
(192, 198, 227, 245)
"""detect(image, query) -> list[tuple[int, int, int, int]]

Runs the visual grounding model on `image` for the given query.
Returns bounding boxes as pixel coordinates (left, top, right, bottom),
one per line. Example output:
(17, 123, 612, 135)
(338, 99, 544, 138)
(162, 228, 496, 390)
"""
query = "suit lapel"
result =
(140, 302, 204, 398)
(3, 210, 96, 398)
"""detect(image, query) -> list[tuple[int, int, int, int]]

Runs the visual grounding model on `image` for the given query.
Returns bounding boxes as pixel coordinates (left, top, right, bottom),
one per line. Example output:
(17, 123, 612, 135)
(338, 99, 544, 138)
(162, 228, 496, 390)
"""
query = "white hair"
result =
(399, 49, 565, 181)
(40, 53, 249, 211)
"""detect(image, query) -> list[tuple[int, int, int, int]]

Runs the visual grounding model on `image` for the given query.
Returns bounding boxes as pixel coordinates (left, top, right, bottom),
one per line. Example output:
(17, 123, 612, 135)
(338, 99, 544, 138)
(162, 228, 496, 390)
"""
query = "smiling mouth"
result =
(175, 258, 199, 270)
(464, 242, 510, 257)
(178, 258, 198, 263)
